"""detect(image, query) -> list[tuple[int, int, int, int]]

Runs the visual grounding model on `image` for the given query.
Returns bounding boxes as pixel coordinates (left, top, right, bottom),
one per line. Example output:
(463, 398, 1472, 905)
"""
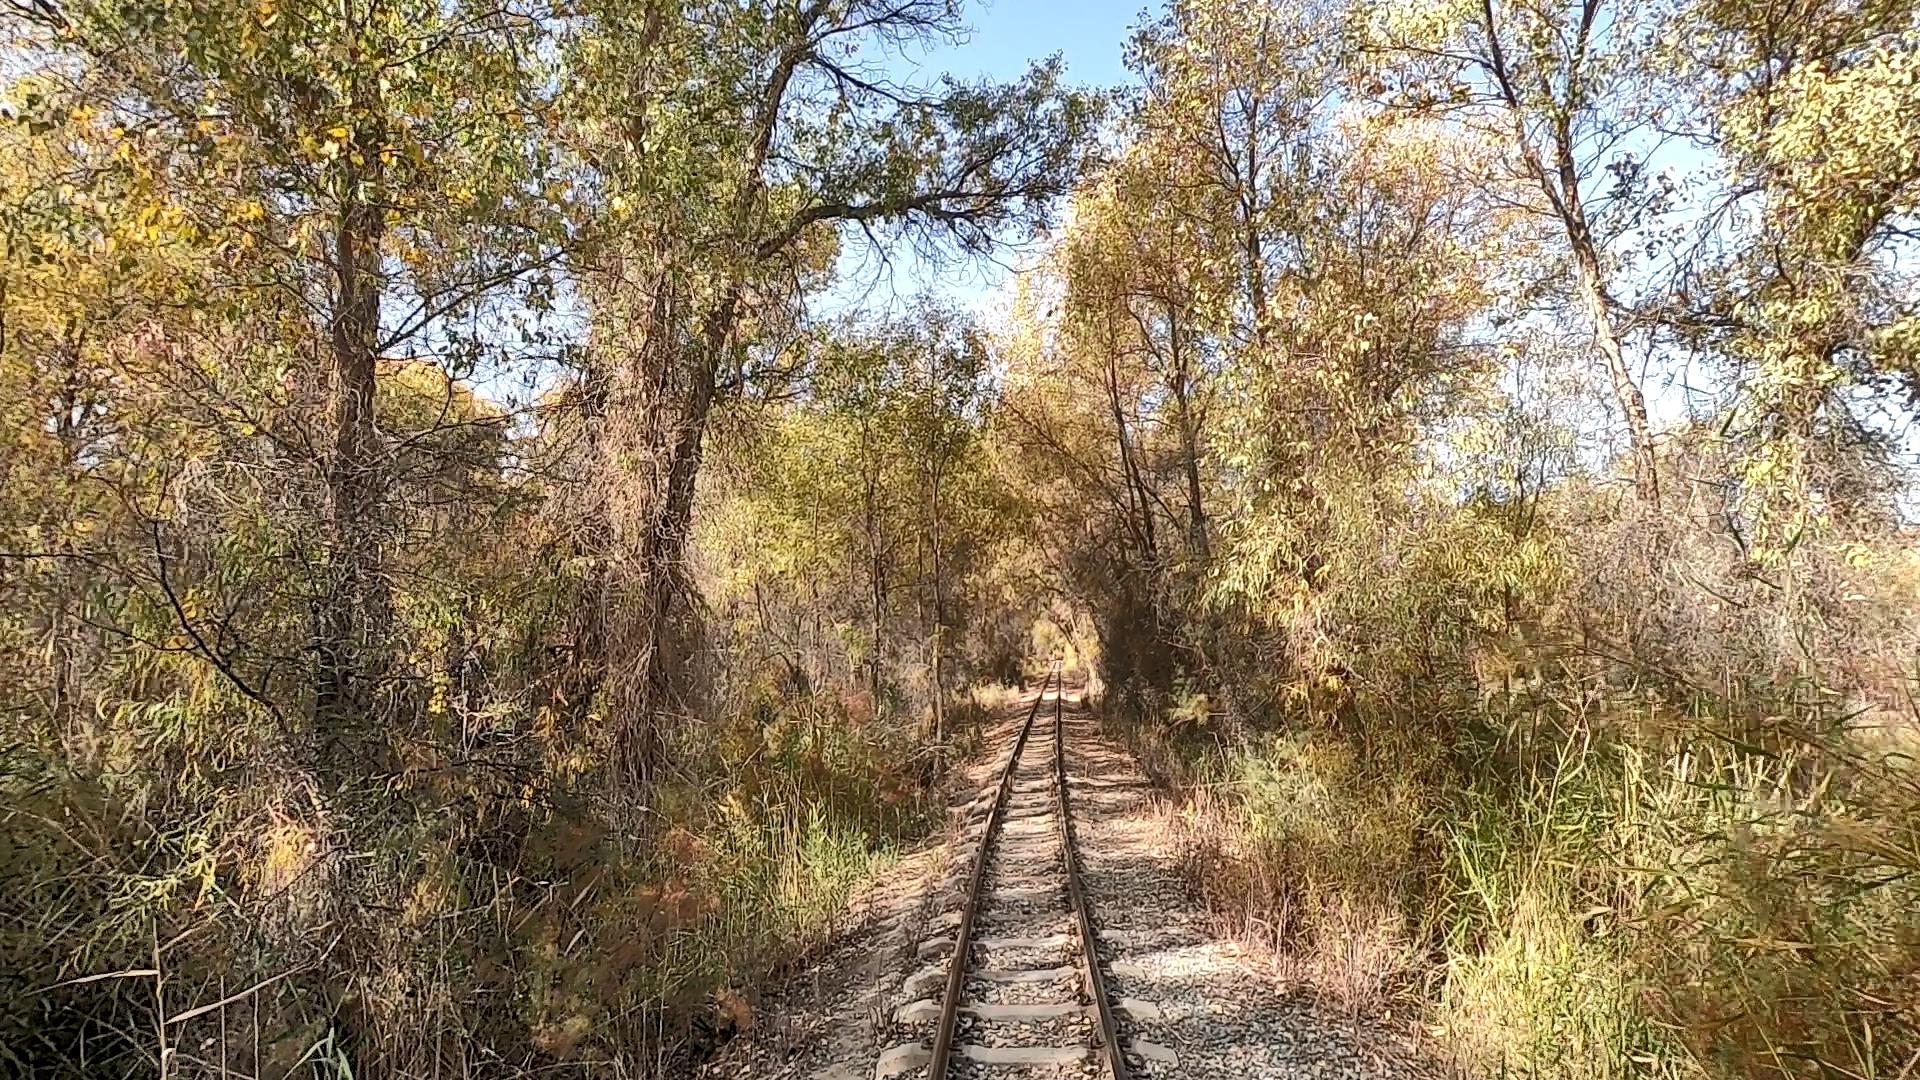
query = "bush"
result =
(0, 684, 938, 1079)
(1126, 479, 1920, 1080)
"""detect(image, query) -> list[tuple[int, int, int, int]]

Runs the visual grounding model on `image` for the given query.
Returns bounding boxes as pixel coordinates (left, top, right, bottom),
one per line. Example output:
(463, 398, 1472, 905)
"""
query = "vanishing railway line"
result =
(878, 665, 1170, 1079)
(711, 665, 1429, 1080)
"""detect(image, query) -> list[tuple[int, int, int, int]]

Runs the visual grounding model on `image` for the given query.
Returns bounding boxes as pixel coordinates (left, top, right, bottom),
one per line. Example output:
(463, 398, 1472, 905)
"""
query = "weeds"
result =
(1117, 486, 1920, 1080)
(1142, 686, 1919, 1080)
(0, 685, 942, 1079)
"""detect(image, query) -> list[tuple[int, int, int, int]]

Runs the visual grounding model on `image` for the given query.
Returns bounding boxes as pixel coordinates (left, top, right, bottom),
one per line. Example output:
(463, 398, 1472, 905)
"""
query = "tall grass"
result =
(1146, 689, 1919, 1079)
(0, 686, 940, 1078)
(1124, 481, 1920, 1080)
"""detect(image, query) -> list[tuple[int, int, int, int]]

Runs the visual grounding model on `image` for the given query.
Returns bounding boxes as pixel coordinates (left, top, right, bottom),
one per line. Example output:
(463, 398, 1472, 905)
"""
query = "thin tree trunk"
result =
(1104, 348, 1156, 564)
(928, 469, 946, 744)
(865, 453, 884, 701)
(1478, 0, 1659, 504)
(1553, 118, 1658, 505)
(314, 178, 389, 776)
(1168, 305, 1208, 558)
(49, 337, 88, 747)
(1240, 86, 1268, 350)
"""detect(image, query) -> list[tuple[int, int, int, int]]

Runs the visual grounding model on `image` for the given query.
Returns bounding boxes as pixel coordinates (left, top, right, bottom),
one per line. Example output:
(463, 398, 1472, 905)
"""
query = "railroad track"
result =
(878, 665, 1165, 1079)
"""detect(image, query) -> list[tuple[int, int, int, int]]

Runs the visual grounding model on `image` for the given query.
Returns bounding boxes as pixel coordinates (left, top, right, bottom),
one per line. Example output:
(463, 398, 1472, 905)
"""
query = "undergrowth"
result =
(1117, 492, 1920, 1080)
(1138, 690, 1920, 1079)
(0, 685, 941, 1078)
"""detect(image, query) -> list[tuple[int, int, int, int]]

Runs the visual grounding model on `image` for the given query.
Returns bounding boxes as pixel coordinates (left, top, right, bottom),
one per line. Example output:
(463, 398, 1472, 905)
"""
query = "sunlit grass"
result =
(1134, 689, 1920, 1080)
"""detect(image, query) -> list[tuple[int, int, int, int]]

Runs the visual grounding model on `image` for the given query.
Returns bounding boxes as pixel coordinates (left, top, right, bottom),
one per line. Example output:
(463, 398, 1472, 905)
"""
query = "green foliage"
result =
(3, 0, 1098, 1064)
(700, 304, 1009, 730)
(1672, 0, 1920, 552)
(6, 0, 1920, 1076)
(1126, 477, 1920, 1079)
(994, 1, 1920, 1072)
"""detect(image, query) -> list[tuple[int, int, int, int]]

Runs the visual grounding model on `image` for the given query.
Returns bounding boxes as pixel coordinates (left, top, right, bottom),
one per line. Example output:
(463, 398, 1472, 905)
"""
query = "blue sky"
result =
(917, 1, 1138, 86)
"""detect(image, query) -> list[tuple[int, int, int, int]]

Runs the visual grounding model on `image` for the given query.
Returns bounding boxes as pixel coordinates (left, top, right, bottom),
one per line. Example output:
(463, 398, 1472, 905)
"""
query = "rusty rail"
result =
(1054, 683, 1130, 1080)
(927, 662, 1057, 1079)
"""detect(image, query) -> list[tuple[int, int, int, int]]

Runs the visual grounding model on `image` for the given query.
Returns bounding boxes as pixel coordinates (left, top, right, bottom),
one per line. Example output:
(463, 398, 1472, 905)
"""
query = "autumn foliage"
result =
(987, 2, 1920, 1078)
(3, 0, 1918, 1077)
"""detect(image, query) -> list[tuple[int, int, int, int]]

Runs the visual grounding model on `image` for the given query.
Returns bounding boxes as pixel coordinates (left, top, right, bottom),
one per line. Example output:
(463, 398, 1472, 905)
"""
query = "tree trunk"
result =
(864, 457, 884, 702)
(50, 342, 84, 739)
(1479, 2, 1660, 506)
(603, 286, 736, 798)
(1572, 241, 1660, 504)
(928, 469, 946, 744)
(1104, 347, 1157, 564)
(1238, 76, 1269, 350)
(314, 180, 389, 777)
(1168, 305, 1208, 558)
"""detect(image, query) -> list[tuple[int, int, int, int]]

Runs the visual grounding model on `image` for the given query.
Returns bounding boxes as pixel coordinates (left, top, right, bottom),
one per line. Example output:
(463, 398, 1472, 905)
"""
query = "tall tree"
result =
(564, 0, 1098, 796)
(15, 0, 563, 775)
(896, 308, 990, 742)
(1367, 0, 1666, 503)
(1127, 0, 1338, 352)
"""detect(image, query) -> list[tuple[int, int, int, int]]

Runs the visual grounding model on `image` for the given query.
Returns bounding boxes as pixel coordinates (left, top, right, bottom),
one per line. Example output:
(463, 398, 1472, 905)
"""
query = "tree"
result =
(1670, 0, 1920, 551)
(696, 307, 999, 739)
(11, 0, 564, 775)
(562, 0, 1098, 797)
(1127, 0, 1340, 352)
(1366, 0, 1667, 503)
(891, 307, 990, 742)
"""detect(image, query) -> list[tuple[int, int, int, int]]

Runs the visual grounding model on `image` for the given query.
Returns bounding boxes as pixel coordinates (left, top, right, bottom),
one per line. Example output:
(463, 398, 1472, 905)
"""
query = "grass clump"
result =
(0, 680, 940, 1079)
(1170, 729, 1433, 1004)
(1119, 479, 1920, 1080)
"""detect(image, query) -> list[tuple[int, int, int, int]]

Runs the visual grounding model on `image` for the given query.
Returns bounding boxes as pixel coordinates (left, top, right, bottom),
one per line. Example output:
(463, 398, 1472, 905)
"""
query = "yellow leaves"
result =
(1757, 43, 1920, 190)
(1366, 0, 1476, 50)
(255, 814, 322, 896)
(123, 200, 191, 248)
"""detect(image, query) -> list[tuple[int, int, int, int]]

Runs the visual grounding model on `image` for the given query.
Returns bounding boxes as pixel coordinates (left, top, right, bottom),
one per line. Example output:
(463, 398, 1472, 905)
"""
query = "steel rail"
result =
(1054, 684, 1131, 1080)
(927, 662, 1058, 1080)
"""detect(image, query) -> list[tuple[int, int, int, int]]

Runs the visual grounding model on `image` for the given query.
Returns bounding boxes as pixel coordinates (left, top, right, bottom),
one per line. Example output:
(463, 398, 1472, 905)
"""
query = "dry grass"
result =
(0, 686, 941, 1079)
(1108, 488, 1920, 1080)
(1133, 697, 1920, 1080)
(1154, 730, 1430, 1011)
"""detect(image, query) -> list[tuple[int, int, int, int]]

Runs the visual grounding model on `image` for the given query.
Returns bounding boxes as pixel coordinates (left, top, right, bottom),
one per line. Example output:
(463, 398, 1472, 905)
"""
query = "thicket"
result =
(6, 0, 1919, 1076)
(989, 1, 1920, 1077)
(0, 0, 1089, 1075)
